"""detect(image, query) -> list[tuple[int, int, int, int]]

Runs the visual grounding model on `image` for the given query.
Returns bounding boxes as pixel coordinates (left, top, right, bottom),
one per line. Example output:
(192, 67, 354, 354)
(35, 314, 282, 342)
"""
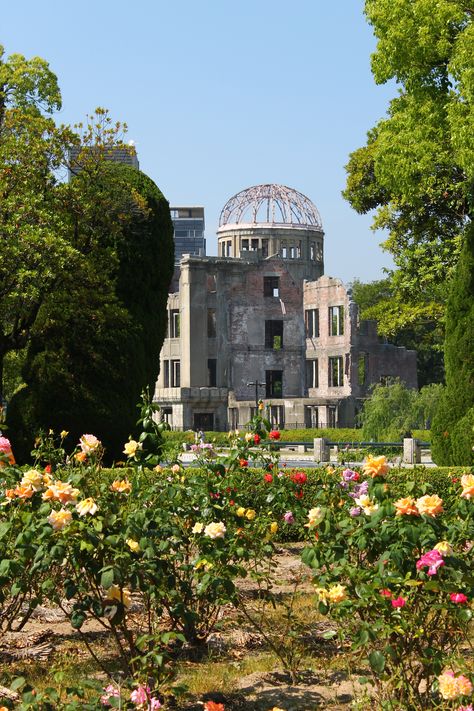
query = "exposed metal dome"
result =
(219, 184, 322, 230)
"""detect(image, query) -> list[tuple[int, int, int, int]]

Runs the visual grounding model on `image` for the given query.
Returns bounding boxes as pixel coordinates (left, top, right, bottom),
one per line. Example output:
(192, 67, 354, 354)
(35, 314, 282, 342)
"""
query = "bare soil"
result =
(0, 545, 370, 709)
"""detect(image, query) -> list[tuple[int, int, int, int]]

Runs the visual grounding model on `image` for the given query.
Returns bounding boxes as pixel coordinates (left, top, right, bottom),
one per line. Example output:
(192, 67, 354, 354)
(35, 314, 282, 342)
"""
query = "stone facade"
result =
(154, 185, 417, 431)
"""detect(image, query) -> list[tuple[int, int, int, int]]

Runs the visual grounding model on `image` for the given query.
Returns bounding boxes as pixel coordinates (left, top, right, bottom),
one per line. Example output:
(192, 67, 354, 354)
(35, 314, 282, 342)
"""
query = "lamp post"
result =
(247, 380, 266, 409)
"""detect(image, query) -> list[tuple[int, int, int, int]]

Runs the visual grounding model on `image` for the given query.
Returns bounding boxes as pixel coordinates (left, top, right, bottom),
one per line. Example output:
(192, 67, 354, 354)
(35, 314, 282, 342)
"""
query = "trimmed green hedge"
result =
(163, 428, 431, 446)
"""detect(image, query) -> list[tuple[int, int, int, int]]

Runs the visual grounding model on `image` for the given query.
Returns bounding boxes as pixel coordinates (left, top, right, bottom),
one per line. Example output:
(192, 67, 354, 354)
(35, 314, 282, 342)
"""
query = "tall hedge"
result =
(7, 164, 174, 461)
(431, 219, 474, 465)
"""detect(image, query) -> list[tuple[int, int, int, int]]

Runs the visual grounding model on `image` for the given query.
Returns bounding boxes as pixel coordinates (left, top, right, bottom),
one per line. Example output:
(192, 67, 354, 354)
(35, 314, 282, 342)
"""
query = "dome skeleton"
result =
(219, 184, 323, 230)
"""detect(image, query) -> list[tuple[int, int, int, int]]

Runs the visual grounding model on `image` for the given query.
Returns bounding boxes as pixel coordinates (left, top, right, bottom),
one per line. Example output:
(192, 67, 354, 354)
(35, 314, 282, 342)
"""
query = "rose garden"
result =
(0, 403, 473, 710)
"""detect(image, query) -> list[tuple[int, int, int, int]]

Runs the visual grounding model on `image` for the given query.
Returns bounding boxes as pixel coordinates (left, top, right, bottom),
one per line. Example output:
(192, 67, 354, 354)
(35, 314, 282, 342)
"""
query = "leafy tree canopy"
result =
(344, 1, 473, 300)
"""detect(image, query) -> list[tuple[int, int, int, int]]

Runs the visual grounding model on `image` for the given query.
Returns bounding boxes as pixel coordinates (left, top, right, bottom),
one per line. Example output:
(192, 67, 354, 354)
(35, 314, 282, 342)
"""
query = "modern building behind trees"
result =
(154, 184, 417, 431)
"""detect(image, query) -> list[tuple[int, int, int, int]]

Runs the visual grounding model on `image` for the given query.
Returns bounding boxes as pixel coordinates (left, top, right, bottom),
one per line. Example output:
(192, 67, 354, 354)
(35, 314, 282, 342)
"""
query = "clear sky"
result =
(2, 0, 397, 283)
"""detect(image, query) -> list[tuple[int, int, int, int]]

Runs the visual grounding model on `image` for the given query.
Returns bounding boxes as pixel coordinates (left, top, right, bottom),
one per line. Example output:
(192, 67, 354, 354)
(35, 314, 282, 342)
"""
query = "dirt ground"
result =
(0, 545, 370, 710)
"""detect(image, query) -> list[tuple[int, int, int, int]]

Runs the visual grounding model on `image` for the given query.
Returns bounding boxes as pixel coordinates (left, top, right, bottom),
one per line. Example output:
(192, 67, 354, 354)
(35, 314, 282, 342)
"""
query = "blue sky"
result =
(3, 0, 397, 282)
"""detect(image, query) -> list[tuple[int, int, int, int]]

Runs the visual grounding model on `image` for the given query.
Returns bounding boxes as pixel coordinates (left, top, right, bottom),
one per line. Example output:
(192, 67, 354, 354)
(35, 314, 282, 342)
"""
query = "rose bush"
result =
(301, 459, 474, 708)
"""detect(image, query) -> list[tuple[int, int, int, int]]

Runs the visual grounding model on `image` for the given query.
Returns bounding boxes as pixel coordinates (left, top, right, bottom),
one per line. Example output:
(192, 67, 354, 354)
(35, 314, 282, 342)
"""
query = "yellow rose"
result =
(204, 521, 226, 539)
(105, 584, 132, 609)
(315, 587, 329, 603)
(123, 440, 140, 457)
(245, 508, 256, 520)
(416, 494, 443, 518)
(21, 469, 43, 491)
(192, 522, 204, 534)
(355, 495, 379, 515)
(269, 521, 278, 535)
(305, 507, 325, 528)
(363, 454, 389, 478)
(327, 584, 347, 604)
(434, 541, 453, 556)
(245, 432, 254, 442)
(60, 430, 69, 439)
(126, 539, 140, 552)
(75, 497, 98, 517)
(154, 464, 163, 473)
(47, 508, 72, 530)
(236, 507, 246, 517)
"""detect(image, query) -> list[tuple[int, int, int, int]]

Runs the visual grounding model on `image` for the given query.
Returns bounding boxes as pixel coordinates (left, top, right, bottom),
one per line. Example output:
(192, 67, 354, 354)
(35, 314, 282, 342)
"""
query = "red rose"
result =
(379, 588, 392, 598)
(269, 430, 280, 440)
(239, 459, 248, 467)
(264, 473, 273, 483)
(253, 434, 261, 444)
(291, 471, 307, 485)
(44, 464, 52, 474)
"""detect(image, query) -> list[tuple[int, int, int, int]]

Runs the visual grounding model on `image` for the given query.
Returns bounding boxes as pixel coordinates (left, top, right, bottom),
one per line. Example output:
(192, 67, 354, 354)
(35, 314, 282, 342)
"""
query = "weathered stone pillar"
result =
(314, 437, 330, 463)
(403, 438, 421, 464)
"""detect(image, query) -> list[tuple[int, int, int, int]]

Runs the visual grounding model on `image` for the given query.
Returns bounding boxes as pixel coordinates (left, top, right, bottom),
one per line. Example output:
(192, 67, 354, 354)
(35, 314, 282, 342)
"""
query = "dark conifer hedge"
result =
(432, 217, 474, 465)
(7, 164, 174, 461)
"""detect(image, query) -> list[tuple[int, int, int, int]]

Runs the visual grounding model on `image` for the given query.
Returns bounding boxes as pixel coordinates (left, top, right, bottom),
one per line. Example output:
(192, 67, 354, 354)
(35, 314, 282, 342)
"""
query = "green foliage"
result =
(344, 1, 473, 310)
(359, 380, 440, 441)
(7, 160, 174, 462)
(301, 463, 474, 707)
(350, 278, 445, 386)
(432, 219, 474, 465)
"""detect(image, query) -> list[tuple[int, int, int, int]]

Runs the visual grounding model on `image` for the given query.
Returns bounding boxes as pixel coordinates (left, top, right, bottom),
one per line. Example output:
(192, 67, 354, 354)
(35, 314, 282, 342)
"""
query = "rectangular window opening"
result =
(329, 305, 344, 336)
(305, 308, 319, 338)
(265, 320, 283, 349)
(264, 276, 280, 298)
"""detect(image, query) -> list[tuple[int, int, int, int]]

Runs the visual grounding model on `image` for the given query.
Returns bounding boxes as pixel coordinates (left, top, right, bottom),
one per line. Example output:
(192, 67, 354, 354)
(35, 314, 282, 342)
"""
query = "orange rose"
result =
(394, 497, 419, 516)
(13, 484, 35, 499)
(110, 479, 132, 494)
(363, 455, 389, 478)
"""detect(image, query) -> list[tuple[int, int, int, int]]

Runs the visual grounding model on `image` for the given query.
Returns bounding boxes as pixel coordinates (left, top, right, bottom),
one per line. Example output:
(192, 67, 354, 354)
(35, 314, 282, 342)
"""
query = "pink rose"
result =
(450, 592, 468, 604)
(391, 597, 406, 608)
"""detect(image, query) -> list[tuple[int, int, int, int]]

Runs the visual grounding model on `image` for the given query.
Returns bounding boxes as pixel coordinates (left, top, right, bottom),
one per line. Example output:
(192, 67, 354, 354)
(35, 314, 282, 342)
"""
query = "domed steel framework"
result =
(219, 184, 322, 230)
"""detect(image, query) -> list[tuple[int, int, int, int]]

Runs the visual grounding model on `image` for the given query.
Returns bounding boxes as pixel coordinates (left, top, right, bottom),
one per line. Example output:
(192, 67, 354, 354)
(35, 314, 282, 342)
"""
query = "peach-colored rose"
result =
(13, 484, 35, 500)
(47, 508, 72, 530)
(438, 672, 459, 700)
(110, 479, 132, 494)
(394, 497, 419, 516)
(79, 434, 100, 454)
(363, 455, 389, 478)
(42, 481, 80, 505)
(416, 494, 443, 518)
(456, 674, 473, 696)
(460, 474, 474, 499)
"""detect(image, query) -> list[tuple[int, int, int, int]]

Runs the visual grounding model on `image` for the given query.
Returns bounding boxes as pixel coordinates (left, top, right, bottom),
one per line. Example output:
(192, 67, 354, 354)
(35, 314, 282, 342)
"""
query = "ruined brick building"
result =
(154, 184, 417, 431)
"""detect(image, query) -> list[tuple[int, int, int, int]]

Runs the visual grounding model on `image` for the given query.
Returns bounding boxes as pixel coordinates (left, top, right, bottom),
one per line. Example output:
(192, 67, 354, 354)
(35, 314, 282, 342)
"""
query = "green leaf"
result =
(11, 676, 26, 691)
(100, 567, 115, 589)
(70, 610, 86, 629)
(368, 650, 386, 674)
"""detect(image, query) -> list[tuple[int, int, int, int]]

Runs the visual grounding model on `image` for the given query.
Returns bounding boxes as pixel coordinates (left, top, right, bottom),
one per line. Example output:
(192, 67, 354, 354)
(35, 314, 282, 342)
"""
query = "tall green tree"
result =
(0, 45, 74, 400)
(7, 163, 174, 461)
(431, 217, 474, 465)
(344, 1, 473, 306)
